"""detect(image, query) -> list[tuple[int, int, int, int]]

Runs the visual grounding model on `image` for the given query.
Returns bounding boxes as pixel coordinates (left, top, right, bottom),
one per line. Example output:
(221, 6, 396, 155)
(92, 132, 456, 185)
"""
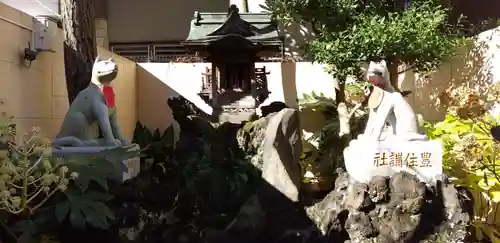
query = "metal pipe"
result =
(0, 16, 33, 32)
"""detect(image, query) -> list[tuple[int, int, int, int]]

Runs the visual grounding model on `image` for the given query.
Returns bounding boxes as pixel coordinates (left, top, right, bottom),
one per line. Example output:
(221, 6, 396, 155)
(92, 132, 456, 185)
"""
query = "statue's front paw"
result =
(119, 139, 130, 145)
(105, 138, 121, 147)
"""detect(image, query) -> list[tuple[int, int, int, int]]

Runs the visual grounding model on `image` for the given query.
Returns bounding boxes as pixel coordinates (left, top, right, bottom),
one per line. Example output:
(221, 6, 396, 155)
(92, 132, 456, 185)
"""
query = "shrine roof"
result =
(183, 5, 283, 46)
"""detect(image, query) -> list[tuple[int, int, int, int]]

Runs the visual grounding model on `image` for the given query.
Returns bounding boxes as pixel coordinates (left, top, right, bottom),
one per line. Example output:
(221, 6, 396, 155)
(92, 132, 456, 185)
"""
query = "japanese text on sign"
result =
(373, 152, 432, 168)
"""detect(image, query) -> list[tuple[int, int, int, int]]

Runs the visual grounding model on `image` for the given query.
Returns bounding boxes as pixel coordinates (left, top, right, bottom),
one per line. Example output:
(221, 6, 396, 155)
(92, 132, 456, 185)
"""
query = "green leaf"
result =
(490, 191, 500, 203)
(85, 191, 113, 202)
(69, 206, 86, 230)
(478, 177, 498, 191)
(62, 188, 114, 230)
(153, 128, 161, 141)
(81, 203, 108, 229)
(55, 201, 71, 223)
(87, 201, 115, 220)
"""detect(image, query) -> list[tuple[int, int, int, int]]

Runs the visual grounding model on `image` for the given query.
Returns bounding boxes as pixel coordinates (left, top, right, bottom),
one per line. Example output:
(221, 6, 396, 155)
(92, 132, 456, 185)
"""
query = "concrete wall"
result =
(0, 3, 67, 137)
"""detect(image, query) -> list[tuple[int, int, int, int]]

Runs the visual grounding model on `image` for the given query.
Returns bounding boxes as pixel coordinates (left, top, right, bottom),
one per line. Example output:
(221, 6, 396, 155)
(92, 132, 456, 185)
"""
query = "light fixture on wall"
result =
(22, 17, 56, 67)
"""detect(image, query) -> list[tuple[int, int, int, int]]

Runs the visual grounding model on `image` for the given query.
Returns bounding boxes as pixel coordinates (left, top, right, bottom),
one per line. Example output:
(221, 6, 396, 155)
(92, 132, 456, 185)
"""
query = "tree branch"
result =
(348, 103, 364, 120)
(397, 64, 415, 74)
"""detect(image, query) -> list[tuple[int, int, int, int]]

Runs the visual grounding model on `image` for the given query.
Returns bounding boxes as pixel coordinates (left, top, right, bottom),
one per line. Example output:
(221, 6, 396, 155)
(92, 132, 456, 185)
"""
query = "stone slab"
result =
(344, 139, 442, 185)
(122, 157, 140, 181)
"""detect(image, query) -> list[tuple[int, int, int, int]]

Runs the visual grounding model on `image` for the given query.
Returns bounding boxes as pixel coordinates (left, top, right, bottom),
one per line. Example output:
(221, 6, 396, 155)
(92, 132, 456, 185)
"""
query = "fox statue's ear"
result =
(379, 59, 386, 66)
(94, 55, 103, 63)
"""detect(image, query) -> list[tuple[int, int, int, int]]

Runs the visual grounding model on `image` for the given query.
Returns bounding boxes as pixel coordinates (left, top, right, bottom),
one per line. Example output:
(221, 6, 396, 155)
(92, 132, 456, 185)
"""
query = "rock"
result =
(306, 170, 351, 235)
(368, 176, 389, 203)
(305, 170, 472, 243)
(260, 101, 288, 117)
(261, 108, 303, 202)
(237, 116, 272, 170)
(345, 183, 373, 211)
(345, 212, 375, 241)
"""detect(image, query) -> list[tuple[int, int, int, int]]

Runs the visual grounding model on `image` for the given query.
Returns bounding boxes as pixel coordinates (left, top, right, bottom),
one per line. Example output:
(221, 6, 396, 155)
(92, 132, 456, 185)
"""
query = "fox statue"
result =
(53, 55, 129, 147)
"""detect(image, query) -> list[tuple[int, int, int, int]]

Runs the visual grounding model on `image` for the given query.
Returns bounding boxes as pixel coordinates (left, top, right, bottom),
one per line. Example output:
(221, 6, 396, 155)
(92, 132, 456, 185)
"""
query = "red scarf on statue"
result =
(102, 86, 115, 108)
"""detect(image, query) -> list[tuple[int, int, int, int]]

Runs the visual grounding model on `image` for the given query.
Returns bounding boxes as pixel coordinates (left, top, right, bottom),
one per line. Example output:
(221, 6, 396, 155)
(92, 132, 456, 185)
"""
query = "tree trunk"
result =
(388, 61, 400, 92)
(336, 81, 351, 140)
(60, 0, 96, 104)
(242, 0, 249, 12)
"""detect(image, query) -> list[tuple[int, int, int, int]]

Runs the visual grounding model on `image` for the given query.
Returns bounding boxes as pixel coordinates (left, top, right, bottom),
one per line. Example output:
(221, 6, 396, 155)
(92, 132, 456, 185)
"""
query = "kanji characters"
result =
(405, 152, 419, 167)
(420, 152, 432, 167)
(389, 152, 403, 167)
(373, 151, 433, 168)
(373, 152, 388, 166)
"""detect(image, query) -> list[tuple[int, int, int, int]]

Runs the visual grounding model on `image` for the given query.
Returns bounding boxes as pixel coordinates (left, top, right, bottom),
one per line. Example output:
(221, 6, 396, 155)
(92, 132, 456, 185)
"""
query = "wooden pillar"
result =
(211, 63, 218, 106)
(250, 62, 256, 97)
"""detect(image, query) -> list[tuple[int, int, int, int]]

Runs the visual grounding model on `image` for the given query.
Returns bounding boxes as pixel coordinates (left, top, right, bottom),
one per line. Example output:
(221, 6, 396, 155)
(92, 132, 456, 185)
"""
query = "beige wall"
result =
(402, 26, 500, 121)
(97, 47, 137, 140)
(0, 3, 67, 138)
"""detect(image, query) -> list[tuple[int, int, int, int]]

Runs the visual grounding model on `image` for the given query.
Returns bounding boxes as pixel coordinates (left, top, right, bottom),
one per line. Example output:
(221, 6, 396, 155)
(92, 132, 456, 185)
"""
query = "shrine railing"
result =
(109, 41, 203, 63)
(109, 41, 282, 63)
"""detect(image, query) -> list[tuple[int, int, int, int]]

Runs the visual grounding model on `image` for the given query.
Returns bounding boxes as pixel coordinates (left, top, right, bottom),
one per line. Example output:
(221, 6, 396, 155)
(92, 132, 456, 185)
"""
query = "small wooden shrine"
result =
(183, 5, 283, 123)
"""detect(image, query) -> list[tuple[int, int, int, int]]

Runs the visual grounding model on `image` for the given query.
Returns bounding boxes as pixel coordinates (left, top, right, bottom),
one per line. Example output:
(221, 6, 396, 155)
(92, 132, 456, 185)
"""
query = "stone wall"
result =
(95, 18, 109, 49)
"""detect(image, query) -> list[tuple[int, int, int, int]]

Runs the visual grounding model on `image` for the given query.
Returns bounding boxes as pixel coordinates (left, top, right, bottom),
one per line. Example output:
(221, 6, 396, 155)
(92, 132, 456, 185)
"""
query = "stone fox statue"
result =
(53, 56, 129, 147)
(363, 60, 427, 141)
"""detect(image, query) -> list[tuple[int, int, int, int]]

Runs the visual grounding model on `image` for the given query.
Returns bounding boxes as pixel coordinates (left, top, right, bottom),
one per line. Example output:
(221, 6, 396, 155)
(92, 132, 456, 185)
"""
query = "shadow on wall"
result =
(136, 65, 179, 132)
(279, 22, 316, 61)
(401, 27, 500, 122)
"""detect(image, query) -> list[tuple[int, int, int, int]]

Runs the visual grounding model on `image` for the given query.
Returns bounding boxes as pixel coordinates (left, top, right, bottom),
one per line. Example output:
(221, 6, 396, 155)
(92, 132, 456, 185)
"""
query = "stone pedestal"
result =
(52, 144, 141, 181)
(216, 94, 257, 123)
(122, 157, 140, 181)
(344, 138, 443, 185)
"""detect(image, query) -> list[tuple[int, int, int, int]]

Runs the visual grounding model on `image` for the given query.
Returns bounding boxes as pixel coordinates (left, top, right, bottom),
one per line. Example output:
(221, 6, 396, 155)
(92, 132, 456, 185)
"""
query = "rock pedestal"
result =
(306, 170, 472, 243)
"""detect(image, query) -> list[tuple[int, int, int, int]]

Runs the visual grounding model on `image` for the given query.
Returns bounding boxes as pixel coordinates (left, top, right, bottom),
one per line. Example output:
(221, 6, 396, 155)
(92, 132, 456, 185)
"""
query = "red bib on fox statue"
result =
(102, 86, 115, 108)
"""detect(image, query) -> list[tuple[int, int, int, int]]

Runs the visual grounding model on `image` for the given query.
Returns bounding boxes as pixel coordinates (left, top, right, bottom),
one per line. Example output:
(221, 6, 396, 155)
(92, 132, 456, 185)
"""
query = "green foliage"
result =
(298, 90, 367, 146)
(14, 146, 138, 242)
(54, 189, 114, 230)
(0, 124, 77, 216)
(124, 120, 259, 234)
(297, 91, 367, 189)
(133, 121, 176, 166)
(298, 91, 338, 121)
(264, 0, 465, 79)
(422, 113, 500, 242)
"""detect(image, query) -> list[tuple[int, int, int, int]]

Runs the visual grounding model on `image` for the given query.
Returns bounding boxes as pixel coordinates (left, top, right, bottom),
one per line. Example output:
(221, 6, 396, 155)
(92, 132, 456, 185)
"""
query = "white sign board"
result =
(344, 140, 443, 184)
